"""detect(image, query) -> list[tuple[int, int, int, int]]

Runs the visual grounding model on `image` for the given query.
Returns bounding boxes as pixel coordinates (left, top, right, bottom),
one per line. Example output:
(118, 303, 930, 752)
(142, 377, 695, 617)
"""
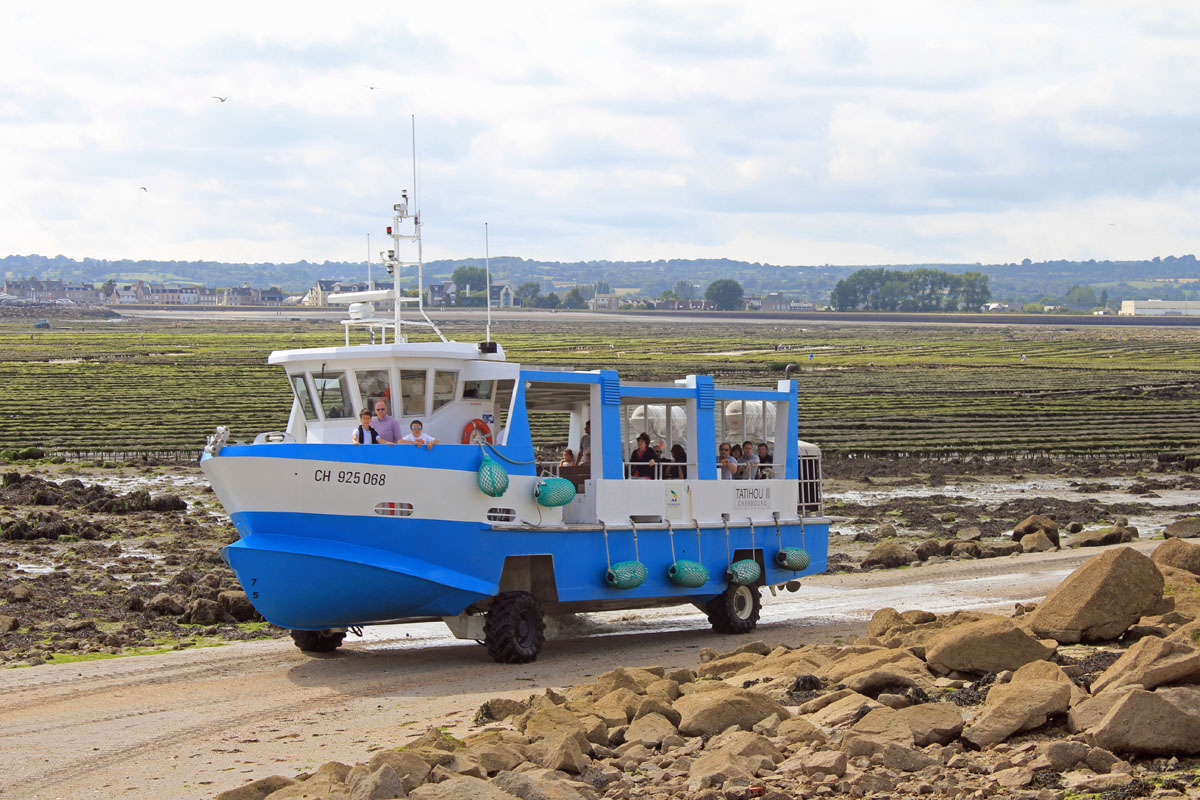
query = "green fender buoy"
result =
(533, 477, 576, 507)
(477, 455, 509, 498)
(605, 560, 647, 589)
(726, 559, 762, 586)
(668, 560, 709, 588)
(776, 547, 810, 571)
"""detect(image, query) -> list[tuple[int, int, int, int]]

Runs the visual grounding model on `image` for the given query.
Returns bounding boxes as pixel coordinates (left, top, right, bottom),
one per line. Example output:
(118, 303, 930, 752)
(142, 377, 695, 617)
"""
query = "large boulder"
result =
(1164, 518, 1200, 539)
(1020, 531, 1057, 553)
(218, 590, 259, 622)
(146, 593, 185, 616)
(410, 775, 521, 800)
(894, 702, 965, 746)
(212, 775, 296, 800)
(673, 687, 789, 736)
(924, 617, 1055, 675)
(1014, 515, 1060, 548)
(1153, 537, 1200, 576)
(1086, 687, 1200, 755)
(1070, 528, 1128, 548)
(687, 750, 757, 792)
(962, 678, 1071, 748)
(1027, 547, 1165, 644)
(861, 542, 917, 570)
(1089, 636, 1200, 694)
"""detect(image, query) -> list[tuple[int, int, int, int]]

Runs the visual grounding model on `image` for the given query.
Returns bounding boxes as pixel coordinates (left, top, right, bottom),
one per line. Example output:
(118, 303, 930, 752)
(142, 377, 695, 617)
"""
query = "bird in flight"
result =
(212, 95, 228, 102)
(139, 186, 148, 192)
(363, 85, 382, 91)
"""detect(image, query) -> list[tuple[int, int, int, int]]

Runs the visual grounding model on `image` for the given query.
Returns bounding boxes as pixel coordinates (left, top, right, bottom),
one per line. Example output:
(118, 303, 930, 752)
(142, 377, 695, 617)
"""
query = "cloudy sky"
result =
(2, 2, 1198, 267)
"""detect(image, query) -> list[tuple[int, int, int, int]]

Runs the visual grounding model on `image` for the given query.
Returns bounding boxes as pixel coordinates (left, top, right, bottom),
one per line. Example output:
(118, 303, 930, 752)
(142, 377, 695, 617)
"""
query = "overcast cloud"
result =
(1, 2, 1198, 267)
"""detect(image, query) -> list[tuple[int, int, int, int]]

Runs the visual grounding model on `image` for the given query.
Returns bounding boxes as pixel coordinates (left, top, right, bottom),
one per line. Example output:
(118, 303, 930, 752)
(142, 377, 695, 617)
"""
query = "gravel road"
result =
(0, 538, 1160, 800)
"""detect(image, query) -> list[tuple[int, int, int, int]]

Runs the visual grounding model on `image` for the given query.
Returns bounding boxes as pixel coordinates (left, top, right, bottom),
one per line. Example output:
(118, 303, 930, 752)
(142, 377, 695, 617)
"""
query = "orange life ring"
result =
(462, 418, 493, 444)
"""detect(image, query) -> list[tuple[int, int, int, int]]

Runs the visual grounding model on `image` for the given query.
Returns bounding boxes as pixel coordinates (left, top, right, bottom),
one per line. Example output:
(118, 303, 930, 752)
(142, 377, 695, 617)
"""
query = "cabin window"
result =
(492, 380, 516, 443)
(311, 371, 354, 419)
(357, 369, 392, 416)
(462, 380, 494, 400)
(717, 400, 778, 447)
(620, 400, 689, 480)
(432, 370, 458, 412)
(290, 374, 317, 421)
(399, 369, 427, 417)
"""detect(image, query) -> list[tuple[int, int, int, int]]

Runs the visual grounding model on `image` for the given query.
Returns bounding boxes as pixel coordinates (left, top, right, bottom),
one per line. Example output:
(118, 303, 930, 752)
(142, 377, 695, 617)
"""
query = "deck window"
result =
(432, 370, 458, 412)
(290, 374, 317, 421)
(400, 369, 427, 417)
(311, 371, 354, 419)
(462, 380, 494, 400)
(357, 369, 392, 416)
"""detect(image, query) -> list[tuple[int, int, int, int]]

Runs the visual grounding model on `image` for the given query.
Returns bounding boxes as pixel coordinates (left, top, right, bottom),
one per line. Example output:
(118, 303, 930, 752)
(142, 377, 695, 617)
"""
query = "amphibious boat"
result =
(200, 196, 829, 662)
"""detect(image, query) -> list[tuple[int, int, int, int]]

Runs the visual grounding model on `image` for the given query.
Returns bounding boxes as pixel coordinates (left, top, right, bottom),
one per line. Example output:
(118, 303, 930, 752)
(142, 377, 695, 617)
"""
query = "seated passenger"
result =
(666, 444, 688, 479)
(717, 443, 738, 480)
(756, 442, 775, 478)
(628, 433, 656, 479)
(354, 409, 381, 444)
(400, 419, 438, 449)
(560, 448, 576, 467)
(739, 440, 759, 479)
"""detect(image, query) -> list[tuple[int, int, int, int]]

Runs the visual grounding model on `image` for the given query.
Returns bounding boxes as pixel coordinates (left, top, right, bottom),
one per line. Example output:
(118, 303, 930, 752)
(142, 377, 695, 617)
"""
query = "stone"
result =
(915, 539, 944, 561)
(687, 750, 757, 791)
(146, 592, 184, 616)
(1027, 547, 1165, 644)
(1014, 514, 1060, 547)
(924, 617, 1056, 675)
(993, 766, 1034, 788)
(623, 712, 677, 748)
(218, 590, 259, 622)
(213, 776, 297, 800)
(697, 651, 764, 678)
(867, 608, 906, 639)
(1090, 635, 1200, 694)
(805, 692, 882, 728)
(1154, 537, 1200, 576)
(861, 542, 917, 569)
(893, 702, 964, 746)
(1086, 687, 1200, 755)
(490, 770, 592, 800)
(182, 597, 235, 625)
(0, 614, 18, 633)
(775, 716, 827, 746)
(956, 526, 983, 541)
(1067, 687, 1139, 734)
(5, 584, 32, 602)
(409, 776, 522, 800)
(801, 750, 847, 778)
(632, 696, 680, 726)
(984, 541, 1023, 557)
(673, 688, 789, 736)
(1032, 740, 1090, 772)
(704, 729, 783, 763)
(536, 731, 589, 774)
(368, 750, 432, 792)
(266, 761, 352, 799)
(1071, 528, 1127, 548)
(875, 741, 938, 772)
(949, 541, 981, 559)
(477, 698, 529, 723)
(470, 744, 525, 776)
(1062, 771, 1130, 793)
(1020, 531, 1056, 553)
(1164, 518, 1200, 539)
(872, 523, 897, 538)
(349, 765, 403, 800)
(961, 679, 1071, 748)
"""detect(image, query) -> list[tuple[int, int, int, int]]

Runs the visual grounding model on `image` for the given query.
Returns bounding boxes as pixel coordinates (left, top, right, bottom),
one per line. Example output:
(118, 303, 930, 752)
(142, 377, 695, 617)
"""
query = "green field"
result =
(2, 315, 1198, 458)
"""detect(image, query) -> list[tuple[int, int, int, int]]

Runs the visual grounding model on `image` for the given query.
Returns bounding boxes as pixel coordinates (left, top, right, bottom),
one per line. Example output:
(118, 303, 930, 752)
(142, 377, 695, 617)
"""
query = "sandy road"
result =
(0, 539, 1159, 800)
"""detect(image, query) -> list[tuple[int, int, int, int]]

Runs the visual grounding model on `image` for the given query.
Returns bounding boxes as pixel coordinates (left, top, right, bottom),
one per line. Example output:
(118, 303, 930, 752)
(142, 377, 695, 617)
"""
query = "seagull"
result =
(212, 95, 228, 102)
(139, 186, 148, 192)
(363, 84, 382, 91)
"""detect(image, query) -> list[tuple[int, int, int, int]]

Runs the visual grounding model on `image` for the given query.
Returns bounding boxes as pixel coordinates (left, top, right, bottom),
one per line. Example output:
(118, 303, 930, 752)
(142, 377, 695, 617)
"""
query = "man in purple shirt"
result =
(371, 400, 403, 443)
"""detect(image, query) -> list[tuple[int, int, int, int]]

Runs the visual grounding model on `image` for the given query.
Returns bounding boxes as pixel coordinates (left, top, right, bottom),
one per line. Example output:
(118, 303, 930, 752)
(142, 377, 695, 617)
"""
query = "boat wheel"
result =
(289, 629, 347, 653)
(705, 584, 761, 634)
(484, 591, 545, 664)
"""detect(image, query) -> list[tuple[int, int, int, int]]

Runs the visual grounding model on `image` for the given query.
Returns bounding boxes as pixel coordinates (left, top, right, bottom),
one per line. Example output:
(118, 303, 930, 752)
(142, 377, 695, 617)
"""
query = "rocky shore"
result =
(215, 544, 1200, 800)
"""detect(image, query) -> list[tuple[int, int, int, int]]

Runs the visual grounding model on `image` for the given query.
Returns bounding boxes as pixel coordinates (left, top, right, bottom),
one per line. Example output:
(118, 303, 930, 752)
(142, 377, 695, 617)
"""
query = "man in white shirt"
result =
(400, 419, 438, 449)
(717, 442, 738, 480)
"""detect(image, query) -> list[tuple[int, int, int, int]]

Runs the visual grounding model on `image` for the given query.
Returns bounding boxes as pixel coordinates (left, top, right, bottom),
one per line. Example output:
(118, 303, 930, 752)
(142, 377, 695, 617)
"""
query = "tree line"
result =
(831, 268, 991, 312)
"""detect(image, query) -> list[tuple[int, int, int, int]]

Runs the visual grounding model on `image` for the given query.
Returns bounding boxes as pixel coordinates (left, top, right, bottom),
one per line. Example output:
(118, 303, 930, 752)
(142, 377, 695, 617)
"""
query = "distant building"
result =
(589, 293, 622, 310)
(1120, 300, 1200, 317)
(489, 282, 516, 308)
(428, 280, 458, 307)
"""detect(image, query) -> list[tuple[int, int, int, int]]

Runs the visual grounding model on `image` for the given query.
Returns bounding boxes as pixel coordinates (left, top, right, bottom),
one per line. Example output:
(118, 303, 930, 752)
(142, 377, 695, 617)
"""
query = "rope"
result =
(478, 439, 537, 465)
(666, 519, 677, 563)
(602, 521, 611, 569)
(693, 519, 703, 561)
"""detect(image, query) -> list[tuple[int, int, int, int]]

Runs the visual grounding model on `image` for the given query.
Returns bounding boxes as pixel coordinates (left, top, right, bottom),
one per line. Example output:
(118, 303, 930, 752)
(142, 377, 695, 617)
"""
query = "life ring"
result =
(462, 418, 493, 444)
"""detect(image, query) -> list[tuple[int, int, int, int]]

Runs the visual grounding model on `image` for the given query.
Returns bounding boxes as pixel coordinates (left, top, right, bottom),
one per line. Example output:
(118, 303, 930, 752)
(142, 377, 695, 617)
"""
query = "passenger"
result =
(578, 420, 591, 465)
(653, 439, 666, 459)
(371, 400, 403, 444)
(667, 444, 688, 479)
(730, 443, 745, 478)
(717, 443, 739, 480)
(628, 432, 656, 479)
(756, 442, 775, 478)
(401, 419, 438, 449)
(560, 448, 576, 467)
(740, 440, 759, 479)
(353, 409, 380, 444)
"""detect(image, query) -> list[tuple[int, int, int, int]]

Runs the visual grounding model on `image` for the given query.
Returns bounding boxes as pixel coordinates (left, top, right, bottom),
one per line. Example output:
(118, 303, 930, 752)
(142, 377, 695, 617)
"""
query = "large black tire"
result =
(705, 584, 761, 634)
(484, 591, 545, 664)
(290, 629, 346, 653)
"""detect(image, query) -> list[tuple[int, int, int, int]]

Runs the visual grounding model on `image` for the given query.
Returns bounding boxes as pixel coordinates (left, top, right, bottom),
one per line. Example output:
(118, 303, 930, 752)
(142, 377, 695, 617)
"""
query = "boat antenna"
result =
(485, 222, 492, 343)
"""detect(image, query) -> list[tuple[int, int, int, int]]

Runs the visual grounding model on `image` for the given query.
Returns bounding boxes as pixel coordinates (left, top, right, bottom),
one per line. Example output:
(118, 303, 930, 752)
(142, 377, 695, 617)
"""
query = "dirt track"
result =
(0, 539, 1160, 800)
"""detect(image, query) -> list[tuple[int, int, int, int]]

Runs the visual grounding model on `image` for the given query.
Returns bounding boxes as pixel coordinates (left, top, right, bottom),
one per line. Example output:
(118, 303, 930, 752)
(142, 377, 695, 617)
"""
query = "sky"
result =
(2, 2, 1199, 268)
